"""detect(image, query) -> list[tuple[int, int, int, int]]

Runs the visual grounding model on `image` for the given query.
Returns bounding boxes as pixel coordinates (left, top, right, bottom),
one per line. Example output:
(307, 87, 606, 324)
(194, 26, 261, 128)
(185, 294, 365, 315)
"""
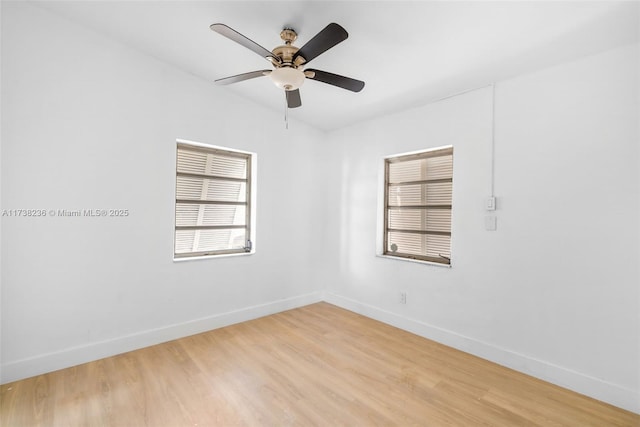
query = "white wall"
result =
(321, 44, 639, 413)
(1, 2, 324, 381)
(2, 0, 639, 415)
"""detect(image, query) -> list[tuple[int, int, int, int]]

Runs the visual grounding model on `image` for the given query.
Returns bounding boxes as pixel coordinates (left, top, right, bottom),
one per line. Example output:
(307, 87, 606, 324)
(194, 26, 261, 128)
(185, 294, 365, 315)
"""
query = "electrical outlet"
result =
(399, 291, 407, 304)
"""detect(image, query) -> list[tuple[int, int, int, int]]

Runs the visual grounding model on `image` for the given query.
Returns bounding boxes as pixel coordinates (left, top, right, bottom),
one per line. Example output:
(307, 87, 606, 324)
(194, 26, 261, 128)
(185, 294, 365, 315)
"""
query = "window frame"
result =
(173, 139, 256, 260)
(380, 146, 454, 266)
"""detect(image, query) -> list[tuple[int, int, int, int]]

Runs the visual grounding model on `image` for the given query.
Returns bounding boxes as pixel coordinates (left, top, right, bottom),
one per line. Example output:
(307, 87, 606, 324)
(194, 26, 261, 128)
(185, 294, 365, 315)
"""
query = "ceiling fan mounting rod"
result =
(271, 27, 308, 67)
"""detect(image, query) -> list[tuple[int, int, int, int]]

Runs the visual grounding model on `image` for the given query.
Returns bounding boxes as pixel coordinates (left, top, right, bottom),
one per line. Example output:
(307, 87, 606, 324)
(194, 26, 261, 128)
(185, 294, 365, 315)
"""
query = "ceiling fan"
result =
(210, 22, 365, 109)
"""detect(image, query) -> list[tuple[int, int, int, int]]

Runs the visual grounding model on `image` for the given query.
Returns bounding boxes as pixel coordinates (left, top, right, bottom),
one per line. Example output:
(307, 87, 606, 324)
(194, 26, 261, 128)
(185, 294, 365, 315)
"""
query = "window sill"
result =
(376, 254, 452, 268)
(173, 251, 255, 262)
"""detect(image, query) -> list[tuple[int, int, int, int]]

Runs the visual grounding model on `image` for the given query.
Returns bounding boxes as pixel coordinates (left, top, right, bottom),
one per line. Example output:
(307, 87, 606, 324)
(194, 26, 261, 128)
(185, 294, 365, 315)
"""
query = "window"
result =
(383, 146, 453, 265)
(174, 141, 254, 259)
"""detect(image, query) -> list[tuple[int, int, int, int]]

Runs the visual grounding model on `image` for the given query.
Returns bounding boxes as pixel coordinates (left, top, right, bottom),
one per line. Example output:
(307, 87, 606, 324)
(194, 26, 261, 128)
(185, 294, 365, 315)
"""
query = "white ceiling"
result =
(32, 1, 639, 131)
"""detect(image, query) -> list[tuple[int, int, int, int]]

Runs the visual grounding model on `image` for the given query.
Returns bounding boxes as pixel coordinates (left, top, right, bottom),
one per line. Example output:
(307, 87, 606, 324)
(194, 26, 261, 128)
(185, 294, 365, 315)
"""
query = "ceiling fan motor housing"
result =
(269, 28, 306, 90)
(271, 44, 299, 64)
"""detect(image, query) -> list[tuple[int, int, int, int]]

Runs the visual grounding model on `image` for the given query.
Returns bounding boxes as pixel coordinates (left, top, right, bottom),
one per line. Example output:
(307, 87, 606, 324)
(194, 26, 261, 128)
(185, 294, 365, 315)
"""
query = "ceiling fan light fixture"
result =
(269, 67, 305, 91)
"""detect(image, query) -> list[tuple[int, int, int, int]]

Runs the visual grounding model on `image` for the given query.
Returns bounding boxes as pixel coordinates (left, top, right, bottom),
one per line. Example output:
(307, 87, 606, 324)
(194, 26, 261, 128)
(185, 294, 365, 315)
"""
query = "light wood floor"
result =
(1, 302, 638, 426)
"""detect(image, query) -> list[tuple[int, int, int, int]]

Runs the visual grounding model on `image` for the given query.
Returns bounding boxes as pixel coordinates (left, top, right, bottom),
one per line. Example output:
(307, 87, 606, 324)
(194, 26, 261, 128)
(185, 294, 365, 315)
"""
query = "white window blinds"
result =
(384, 147, 453, 265)
(174, 143, 252, 258)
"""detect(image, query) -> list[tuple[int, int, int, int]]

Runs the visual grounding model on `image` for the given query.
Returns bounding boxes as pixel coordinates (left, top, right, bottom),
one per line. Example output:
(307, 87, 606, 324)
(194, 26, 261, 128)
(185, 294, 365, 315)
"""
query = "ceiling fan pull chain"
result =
(284, 98, 289, 130)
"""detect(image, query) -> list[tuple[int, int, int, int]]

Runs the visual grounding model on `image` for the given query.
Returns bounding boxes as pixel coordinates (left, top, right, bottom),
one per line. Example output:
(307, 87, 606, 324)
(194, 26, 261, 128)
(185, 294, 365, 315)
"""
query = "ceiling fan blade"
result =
(210, 23, 280, 64)
(292, 23, 348, 65)
(215, 70, 271, 85)
(305, 69, 365, 92)
(286, 89, 302, 108)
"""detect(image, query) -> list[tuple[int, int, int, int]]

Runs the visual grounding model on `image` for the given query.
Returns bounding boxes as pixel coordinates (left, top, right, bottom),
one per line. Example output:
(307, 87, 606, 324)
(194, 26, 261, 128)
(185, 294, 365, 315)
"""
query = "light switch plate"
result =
(485, 216, 497, 231)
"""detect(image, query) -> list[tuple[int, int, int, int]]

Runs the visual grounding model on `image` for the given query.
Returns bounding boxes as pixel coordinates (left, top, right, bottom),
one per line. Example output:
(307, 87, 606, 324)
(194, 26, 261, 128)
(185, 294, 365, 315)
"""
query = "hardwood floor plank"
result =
(1, 302, 638, 426)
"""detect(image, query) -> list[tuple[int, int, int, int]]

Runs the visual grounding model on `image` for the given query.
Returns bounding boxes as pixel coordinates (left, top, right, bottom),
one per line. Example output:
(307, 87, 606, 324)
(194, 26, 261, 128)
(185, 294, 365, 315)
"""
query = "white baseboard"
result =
(1, 292, 323, 384)
(323, 291, 640, 415)
(3, 290, 637, 414)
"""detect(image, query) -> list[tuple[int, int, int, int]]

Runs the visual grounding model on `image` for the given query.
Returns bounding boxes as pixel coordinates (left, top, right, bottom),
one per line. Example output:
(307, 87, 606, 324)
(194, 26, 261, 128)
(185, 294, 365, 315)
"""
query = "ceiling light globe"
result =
(269, 67, 305, 91)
